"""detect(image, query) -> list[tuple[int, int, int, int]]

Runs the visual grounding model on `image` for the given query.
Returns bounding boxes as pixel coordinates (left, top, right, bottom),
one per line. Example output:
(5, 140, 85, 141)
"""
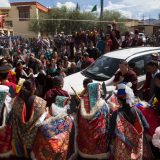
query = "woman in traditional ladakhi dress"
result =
(109, 83, 153, 160)
(31, 95, 75, 160)
(134, 73, 160, 139)
(11, 80, 48, 159)
(0, 85, 13, 158)
(77, 78, 110, 159)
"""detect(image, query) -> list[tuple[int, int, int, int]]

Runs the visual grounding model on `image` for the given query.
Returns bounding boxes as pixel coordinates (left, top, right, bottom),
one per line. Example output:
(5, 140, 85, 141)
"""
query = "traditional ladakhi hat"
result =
(51, 96, 70, 117)
(87, 82, 101, 108)
(115, 82, 135, 106)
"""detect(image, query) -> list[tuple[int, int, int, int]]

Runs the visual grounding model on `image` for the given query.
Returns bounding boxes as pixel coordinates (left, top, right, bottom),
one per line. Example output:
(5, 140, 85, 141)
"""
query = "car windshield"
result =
(82, 56, 121, 81)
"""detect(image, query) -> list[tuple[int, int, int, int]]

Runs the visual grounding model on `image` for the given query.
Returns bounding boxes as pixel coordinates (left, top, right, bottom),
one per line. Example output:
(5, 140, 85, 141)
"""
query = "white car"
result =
(63, 47, 160, 95)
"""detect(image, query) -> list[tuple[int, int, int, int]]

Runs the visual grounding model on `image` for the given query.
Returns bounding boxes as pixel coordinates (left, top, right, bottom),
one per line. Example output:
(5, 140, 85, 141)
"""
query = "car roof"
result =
(105, 47, 160, 59)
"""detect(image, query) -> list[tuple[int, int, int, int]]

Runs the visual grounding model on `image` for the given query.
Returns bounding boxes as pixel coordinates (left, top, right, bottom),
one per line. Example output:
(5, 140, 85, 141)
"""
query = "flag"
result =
(91, 5, 97, 12)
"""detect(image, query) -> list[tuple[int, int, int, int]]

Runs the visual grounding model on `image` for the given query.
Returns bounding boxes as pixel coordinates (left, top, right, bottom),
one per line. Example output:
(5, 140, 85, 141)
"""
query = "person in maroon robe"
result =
(81, 53, 94, 69)
(121, 31, 132, 48)
(113, 60, 138, 94)
(131, 29, 143, 47)
(44, 77, 69, 107)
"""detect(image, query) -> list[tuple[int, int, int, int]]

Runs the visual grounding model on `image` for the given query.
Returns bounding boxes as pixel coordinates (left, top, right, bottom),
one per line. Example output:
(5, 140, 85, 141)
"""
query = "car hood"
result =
(63, 72, 116, 95)
(63, 72, 89, 95)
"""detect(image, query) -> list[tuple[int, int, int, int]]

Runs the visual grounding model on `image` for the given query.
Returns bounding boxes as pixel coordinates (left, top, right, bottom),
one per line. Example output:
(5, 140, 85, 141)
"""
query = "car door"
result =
(128, 56, 145, 89)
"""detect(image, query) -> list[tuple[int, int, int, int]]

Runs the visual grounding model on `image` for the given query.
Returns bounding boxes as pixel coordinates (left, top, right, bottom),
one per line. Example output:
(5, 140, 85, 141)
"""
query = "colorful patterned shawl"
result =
(32, 114, 75, 160)
(11, 96, 47, 158)
(113, 111, 144, 160)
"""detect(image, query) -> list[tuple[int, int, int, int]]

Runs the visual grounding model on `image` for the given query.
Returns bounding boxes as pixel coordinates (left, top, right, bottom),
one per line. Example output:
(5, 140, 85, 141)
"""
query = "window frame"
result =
(17, 6, 30, 21)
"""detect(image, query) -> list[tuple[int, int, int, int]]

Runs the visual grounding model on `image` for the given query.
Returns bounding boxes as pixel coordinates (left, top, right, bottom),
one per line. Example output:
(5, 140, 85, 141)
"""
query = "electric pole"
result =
(100, 0, 104, 20)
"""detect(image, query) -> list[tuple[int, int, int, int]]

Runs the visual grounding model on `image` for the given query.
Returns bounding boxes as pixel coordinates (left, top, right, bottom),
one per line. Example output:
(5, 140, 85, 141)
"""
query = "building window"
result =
(4, 30, 8, 36)
(5, 21, 13, 27)
(18, 6, 30, 21)
(10, 31, 13, 36)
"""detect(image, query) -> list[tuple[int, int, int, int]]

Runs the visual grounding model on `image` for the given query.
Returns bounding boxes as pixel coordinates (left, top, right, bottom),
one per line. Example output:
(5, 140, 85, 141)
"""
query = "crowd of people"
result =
(0, 23, 160, 160)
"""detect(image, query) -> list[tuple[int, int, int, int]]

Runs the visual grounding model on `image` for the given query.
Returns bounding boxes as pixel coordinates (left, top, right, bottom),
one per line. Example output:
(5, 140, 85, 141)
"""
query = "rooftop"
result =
(10, 1, 48, 13)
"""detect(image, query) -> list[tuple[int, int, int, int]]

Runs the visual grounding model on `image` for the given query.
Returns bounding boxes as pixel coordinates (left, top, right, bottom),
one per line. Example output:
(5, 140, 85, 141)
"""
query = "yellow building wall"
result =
(125, 20, 139, 28)
(7, 5, 39, 38)
(144, 26, 153, 36)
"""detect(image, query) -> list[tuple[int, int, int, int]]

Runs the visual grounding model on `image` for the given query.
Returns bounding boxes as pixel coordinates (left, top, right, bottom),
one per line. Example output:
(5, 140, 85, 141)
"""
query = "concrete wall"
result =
(144, 26, 153, 36)
(7, 5, 38, 38)
(125, 20, 140, 28)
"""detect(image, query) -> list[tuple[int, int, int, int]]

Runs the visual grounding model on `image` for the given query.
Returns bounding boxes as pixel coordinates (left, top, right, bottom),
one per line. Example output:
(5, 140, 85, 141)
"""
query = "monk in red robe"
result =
(44, 77, 69, 107)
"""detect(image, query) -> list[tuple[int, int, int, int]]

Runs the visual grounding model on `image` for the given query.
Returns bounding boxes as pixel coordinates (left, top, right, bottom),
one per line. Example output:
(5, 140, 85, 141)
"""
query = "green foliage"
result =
(29, 7, 129, 35)
(97, 10, 128, 32)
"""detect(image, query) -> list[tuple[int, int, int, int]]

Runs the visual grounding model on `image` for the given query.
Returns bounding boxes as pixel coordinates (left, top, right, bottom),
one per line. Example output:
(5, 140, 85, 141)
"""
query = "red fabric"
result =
(108, 94, 120, 111)
(87, 58, 94, 65)
(83, 95, 90, 113)
(8, 71, 17, 84)
(44, 87, 69, 107)
(107, 39, 113, 47)
(114, 113, 143, 160)
(77, 112, 108, 155)
(22, 103, 27, 123)
(138, 107, 160, 136)
(82, 58, 94, 69)
(3, 81, 16, 93)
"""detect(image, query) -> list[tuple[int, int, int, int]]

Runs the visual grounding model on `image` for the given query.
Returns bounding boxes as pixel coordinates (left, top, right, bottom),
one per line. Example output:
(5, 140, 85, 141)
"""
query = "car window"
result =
(144, 54, 152, 64)
(83, 56, 121, 80)
(128, 57, 145, 76)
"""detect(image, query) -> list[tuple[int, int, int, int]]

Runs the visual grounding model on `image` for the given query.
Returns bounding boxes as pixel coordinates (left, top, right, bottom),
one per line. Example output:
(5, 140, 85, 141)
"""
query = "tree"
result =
(97, 10, 128, 32)
(29, 7, 129, 36)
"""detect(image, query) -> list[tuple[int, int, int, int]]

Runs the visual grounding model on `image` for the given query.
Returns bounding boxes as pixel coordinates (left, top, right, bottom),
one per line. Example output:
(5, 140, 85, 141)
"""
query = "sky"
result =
(1, 0, 160, 19)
